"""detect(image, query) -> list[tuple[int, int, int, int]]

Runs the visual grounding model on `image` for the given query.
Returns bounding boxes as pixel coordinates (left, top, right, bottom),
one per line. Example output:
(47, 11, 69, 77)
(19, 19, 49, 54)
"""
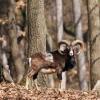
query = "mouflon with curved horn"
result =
(25, 39, 84, 88)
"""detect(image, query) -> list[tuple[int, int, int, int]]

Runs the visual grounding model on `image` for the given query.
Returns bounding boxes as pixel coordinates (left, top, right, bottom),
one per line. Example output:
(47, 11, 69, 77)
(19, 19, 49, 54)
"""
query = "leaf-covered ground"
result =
(0, 83, 99, 100)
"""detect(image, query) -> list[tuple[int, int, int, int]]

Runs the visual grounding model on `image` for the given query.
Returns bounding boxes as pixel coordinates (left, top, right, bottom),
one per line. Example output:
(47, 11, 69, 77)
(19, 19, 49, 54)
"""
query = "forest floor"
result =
(0, 83, 99, 100)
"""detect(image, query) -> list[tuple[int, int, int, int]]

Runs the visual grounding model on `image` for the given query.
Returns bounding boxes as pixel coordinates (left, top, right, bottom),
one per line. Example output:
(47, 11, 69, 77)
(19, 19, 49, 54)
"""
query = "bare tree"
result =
(56, 0, 67, 90)
(73, 0, 88, 90)
(87, 0, 100, 89)
(8, 0, 25, 83)
(0, 0, 25, 84)
(1, 36, 14, 83)
(56, 0, 63, 42)
(0, 0, 14, 83)
(46, 33, 55, 88)
(26, 0, 51, 88)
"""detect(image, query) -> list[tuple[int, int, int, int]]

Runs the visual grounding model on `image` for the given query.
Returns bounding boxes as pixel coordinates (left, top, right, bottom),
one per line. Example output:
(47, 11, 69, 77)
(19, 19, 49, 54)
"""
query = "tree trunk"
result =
(27, 0, 50, 88)
(0, 0, 14, 83)
(27, 0, 46, 55)
(2, 38, 14, 83)
(46, 33, 55, 88)
(8, 0, 25, 83)
(73, 0, 88, 90)
(56, 0, 63, 42)
(87, 0, 100, 89)
(56, 0, 67, 90)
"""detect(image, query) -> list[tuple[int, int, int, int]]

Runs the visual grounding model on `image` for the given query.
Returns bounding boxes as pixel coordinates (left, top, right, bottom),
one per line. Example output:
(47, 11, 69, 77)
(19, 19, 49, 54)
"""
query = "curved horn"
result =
(58, 40, 70, 47)
(58, 40, 70, 55)
(72, 40, 84, 51)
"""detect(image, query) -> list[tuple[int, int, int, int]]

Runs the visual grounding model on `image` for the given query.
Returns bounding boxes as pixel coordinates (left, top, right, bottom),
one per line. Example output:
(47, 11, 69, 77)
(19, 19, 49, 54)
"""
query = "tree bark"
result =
(8, 0, 25, 83)
(0, 0, 14, 83)
(87, 0, 100, 89)
(73, 0, 88, 90)
(27, 0, 50, 88)
(56, 0, 67, 90)
(46, 33, 55, 88)
(27, 0, 46, 55)
(2, 38, 14, 83)
(56, 0, 63, 42)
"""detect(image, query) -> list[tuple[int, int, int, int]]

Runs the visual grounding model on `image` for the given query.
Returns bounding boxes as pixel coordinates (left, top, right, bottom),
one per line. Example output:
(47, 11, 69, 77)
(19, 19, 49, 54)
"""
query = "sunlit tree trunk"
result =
(46, 33, 55, 88)
(56, 0, 67, 90)
(27, 0, 51, 88)
(73, 0, 88, 90)
(56, 0, 63, 41)
(87, 0, 100, 89)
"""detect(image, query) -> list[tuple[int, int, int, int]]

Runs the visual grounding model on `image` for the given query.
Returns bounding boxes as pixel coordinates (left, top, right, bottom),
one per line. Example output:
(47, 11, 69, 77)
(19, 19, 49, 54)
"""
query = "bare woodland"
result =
(0, 0, 99, 99)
